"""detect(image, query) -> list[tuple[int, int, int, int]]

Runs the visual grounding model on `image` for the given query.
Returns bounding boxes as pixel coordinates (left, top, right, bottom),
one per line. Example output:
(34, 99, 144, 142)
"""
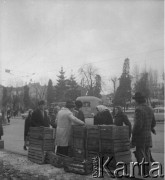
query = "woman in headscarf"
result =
(114, 106, 132, 138)
(94, 105, 113, 125)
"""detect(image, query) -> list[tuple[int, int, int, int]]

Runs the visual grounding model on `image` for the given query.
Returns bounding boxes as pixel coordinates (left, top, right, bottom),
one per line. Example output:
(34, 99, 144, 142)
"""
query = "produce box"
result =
(100, 125, 129, 140)
(29, 138, 54, 151)
(45, 152, 67, 168)
(101, 139, 130, 153)
(64, 157, 93, 175)
(29, 127, 55, 140)
(28, 148, 46, 164)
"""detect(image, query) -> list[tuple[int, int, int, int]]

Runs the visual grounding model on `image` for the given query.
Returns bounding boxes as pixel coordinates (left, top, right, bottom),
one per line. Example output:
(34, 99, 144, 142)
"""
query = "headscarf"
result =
(96, 105, 108, 113)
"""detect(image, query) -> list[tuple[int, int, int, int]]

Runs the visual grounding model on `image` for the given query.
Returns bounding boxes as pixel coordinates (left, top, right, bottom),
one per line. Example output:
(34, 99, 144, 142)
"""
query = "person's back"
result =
(114, 106, 132, 138)
(133, 103, 155, 146)
(30, 100, 50, 127)
(74, 100, 85, 122)
(94, 105, 113, 125)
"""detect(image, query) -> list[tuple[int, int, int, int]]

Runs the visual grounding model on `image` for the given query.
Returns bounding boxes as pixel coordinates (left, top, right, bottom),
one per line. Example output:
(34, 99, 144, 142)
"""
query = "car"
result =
(154, 107, 164, 122)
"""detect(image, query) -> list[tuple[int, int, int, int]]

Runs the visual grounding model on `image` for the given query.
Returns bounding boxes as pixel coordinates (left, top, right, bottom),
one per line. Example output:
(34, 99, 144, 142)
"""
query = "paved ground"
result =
(1, 116, 164, 179)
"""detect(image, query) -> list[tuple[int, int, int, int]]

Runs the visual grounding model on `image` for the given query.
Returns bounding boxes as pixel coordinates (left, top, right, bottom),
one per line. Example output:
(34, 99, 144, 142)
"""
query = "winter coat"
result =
(114, 112, 132, 138)
(74, 108, 85, 122)
(24, 113, 32, 141)
(30, 109, 50, 127)
(132, 103, 156, 147)
(55, 107, 84, 146)
(94, 109, 113, 125)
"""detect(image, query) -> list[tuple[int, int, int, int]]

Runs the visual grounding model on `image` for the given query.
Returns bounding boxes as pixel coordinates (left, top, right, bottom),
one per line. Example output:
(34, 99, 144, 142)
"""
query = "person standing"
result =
(131, 92, 156, 176)
(114, 106, 132, 138)
(55, 101, 85, 156)
(74, 100, 85, 122)
(94, 105, 113, 125)
(30, 100, 50, 127)
(23, 109, 33, 150)
(7, 107, 11, 124)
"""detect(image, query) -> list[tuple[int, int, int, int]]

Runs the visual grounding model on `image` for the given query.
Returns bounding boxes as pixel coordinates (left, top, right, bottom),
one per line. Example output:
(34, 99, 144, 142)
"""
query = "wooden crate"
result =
(72, 148, 86, 160)
(29, 138, 54, 151)
(100, 125, 129, 140)
(72, 137, 86, 149)
(103, 151, 132, 168)
(86, 125, 100, 138)
(0, 140, 4, 149)
(87, 138, 100, 151)
(45, 152, 67, 168)
(28, 148, 46, 164)
(64, 157, 93, 175)
(72, 125, 87, 138)
(29, 127, 55, 140)
(101, 139, 130, 153)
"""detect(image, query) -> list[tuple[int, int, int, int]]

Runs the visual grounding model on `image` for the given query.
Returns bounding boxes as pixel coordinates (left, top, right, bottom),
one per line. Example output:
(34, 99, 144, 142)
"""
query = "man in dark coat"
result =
(74, 100, 85, 122)
(31, 100, 50, 127)
(114, 106, 132, 138)
(131, 92, 156, 176)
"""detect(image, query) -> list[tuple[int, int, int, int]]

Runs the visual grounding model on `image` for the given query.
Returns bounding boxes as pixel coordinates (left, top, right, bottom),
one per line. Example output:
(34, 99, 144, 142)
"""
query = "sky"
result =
(0, 0, 164, 93)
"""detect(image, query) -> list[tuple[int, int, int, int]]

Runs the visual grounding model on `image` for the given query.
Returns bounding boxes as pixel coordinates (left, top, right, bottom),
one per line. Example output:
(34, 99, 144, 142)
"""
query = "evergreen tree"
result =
(135, 71, 150, 102)
(113, 58, 132, 109)
(23, 85, 30, 109)
(47, 79, 54, 105)
(55, 67, 67, 102)
(65, 74, 81, 101)
(93, 74, 102, 98)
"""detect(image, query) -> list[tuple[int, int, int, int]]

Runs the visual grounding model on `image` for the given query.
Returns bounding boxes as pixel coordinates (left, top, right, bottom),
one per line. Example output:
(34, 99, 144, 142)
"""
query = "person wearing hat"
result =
(30, 100, 50, 127)
(55, 100, 85, 156)
(131, 92, 156, 176)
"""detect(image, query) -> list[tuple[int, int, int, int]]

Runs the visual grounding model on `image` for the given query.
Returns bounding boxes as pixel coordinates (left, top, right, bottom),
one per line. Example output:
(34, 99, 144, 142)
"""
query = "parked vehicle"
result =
(154, 107, 164, 122)
(76, 96, 102, 118)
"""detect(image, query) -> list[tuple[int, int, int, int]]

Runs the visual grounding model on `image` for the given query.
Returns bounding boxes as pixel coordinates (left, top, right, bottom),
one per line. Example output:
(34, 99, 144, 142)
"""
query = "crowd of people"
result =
(0, 91, 156, 176)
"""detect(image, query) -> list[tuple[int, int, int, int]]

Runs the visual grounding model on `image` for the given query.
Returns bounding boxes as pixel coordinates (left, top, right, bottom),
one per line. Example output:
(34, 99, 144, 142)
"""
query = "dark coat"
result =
(0, 117, 3, 137)
(114, 112, 132, 138)
(94, 110, 113, 125)
(24, 113, 32, 141)
(30, 109, 50, 127)
(132, 103, 156, 147)
(74, 108, 85, 122)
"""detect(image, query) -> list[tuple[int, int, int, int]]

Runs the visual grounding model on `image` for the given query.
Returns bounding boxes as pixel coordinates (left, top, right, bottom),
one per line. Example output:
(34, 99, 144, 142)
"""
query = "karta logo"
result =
(92, 155, 164, 178)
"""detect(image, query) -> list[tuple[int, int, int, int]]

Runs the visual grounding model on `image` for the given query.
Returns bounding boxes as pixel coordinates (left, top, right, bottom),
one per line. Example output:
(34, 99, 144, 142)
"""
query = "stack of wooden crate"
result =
(28, 127, 55, 164)
(69, 125, 131, 167)
(100, 125, 131, 168)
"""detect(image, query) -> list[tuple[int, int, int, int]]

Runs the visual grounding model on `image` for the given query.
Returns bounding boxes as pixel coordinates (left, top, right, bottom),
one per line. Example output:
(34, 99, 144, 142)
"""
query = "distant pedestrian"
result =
(7, 108, 11, 124)
(31, 100, 50, 127)
(94, 105, 113, 125)
(23, 109, 33, 150)
(55, 100, 85, 156)
(114, 106, 132, 138)
(74, 100, 85, 122)
(131, 92, 156, 176)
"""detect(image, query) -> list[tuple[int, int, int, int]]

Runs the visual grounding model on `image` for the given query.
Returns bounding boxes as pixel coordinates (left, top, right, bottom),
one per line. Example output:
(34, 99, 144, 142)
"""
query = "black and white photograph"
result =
(0, 0, 164, 179)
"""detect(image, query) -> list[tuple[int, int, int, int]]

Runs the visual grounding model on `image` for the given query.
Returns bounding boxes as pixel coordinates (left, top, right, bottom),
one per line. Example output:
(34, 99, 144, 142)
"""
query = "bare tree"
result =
(78, 64, 100, 96)
(111, 76, 118, 94)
